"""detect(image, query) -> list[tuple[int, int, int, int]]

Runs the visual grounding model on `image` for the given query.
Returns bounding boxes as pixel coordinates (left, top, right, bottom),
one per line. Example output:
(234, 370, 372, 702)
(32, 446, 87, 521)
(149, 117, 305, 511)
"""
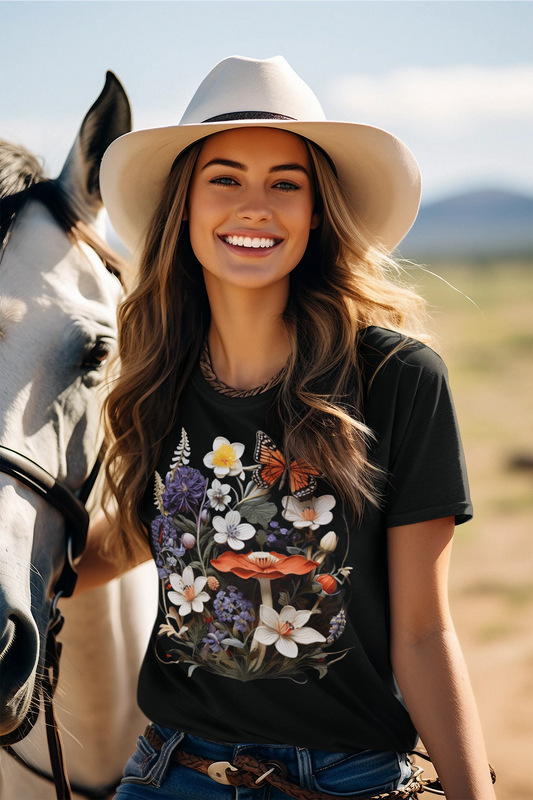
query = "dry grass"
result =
(406, 261, 533, 799)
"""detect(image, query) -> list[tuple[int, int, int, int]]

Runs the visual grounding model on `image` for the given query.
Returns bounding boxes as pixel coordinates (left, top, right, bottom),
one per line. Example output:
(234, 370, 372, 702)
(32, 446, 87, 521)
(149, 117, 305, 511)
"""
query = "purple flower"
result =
(202, 630, 229, 653)
(213, 586, 254, 627)
(151, 515, 186, 578)
(326, 609, 347, 643)
(233, 609, 254, 633)
(162, 467, 207, 514)
(151, 515, 181, 555)
(266, 526, 294, 550)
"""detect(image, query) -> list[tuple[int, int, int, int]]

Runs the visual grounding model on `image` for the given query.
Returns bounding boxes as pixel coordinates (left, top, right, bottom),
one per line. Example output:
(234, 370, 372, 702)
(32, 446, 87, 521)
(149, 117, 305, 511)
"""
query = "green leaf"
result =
(278, 591, 291, 607)
(286, 546, 306, 556)
(223, 637, 245, 648)
(255, 530, 268, 547)
(176, 515, 198, 535)
(240, 500, 277, 527)
(311, 663, 329, 679)
(203, 537, 218, 560)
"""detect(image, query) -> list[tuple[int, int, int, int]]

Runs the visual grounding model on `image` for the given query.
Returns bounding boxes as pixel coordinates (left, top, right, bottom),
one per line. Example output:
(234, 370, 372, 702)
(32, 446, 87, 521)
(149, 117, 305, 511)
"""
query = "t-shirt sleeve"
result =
(378, 345, 473, 528)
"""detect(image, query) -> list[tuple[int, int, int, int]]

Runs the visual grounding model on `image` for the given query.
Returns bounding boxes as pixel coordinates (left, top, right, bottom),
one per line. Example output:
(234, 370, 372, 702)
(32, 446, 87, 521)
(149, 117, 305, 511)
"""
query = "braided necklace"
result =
(199, 339, 286, 398)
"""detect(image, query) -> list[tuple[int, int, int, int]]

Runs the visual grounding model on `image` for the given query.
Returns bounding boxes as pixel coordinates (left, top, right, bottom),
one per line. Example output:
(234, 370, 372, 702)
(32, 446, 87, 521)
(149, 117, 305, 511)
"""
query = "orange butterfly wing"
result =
(253, 432, 286, 490)
(253, 431, 319, 498)
(287, 459, 320, 499)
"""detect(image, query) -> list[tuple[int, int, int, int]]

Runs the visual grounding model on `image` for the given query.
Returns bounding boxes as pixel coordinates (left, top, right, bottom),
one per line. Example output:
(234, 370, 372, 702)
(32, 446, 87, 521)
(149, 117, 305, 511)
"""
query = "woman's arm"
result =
(71, 510, 152, 595)
(388, 516, 496, 800)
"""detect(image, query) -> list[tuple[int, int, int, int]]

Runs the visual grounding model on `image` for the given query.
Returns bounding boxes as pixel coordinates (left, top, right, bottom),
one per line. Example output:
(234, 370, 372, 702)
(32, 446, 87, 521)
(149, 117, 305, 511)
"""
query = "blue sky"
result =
(1, 1, 532, 203)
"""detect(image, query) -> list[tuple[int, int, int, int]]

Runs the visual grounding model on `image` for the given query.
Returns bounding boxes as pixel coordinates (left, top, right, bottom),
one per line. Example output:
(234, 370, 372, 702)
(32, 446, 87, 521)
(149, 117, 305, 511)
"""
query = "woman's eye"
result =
(274, 181, 299, 192)
(81, 341, 111, 370)
(210, 176, 238, 186)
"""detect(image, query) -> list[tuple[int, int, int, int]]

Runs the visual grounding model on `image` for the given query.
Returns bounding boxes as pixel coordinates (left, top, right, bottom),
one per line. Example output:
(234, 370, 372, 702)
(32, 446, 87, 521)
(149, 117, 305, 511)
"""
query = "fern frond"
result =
(170, 427, 191, 478)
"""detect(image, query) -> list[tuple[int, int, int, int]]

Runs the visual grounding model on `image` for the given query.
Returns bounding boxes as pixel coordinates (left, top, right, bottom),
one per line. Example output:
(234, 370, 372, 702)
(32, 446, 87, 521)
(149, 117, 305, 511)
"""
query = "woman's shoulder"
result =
(356, 325, 447, 385)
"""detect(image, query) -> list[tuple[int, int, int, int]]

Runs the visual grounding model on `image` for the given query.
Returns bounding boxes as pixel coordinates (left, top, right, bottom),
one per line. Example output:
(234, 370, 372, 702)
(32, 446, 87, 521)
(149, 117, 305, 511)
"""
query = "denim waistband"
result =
(152, 725, 410, 794)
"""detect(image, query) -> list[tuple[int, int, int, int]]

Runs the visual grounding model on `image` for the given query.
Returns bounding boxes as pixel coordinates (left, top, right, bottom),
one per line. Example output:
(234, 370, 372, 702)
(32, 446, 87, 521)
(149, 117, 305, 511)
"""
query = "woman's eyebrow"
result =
(201, 158, 245, 171)
(200, 158, 309, 177)
(270, 163, 310, 177)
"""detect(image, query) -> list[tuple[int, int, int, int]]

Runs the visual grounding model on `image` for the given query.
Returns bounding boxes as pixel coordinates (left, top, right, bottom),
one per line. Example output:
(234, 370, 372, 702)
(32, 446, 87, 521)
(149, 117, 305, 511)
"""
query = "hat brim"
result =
(100, 119, 421, 257)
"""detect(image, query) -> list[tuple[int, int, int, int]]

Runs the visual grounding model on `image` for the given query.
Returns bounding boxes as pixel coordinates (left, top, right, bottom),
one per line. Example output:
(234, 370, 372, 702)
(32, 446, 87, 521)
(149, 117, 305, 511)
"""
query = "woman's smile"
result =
(218, 230, 283, 257)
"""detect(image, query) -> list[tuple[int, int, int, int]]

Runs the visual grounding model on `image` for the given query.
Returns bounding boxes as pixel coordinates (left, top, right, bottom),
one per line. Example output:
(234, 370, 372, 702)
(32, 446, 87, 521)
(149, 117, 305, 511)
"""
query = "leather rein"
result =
(0, 445, 103, 800)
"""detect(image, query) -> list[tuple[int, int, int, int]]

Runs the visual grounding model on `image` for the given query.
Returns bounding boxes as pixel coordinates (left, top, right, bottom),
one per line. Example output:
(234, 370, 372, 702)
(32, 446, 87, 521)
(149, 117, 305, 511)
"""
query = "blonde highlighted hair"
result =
(103, 135, 429, 564)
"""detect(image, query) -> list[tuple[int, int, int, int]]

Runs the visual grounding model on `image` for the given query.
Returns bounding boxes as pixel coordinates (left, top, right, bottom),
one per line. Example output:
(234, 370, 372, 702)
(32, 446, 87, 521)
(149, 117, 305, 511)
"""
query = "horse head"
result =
(0, 73, 131, 737)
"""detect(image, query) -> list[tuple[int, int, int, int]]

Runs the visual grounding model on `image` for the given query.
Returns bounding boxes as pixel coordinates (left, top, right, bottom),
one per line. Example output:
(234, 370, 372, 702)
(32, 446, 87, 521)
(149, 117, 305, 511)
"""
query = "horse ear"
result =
(57, 71, 132, 221)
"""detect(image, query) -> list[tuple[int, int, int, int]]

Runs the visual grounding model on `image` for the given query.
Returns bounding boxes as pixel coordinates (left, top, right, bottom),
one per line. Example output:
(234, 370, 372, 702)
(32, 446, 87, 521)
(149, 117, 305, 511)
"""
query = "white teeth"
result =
(223, 236, 278, 248)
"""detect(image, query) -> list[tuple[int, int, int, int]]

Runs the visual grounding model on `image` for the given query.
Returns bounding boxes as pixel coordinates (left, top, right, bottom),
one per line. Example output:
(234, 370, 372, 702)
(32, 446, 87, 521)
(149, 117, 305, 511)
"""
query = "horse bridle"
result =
(0, 445, 103, 800)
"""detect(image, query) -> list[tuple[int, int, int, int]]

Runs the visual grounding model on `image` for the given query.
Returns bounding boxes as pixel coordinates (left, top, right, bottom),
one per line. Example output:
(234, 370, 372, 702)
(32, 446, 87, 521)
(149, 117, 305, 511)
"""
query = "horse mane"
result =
(0, 139, 128, 282)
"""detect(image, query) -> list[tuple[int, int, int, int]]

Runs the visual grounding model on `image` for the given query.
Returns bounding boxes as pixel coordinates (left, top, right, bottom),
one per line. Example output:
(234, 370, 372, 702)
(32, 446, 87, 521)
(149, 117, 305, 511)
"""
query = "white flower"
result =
(338, 567, 353, 578)
(319, 531, 339, 552)
(281, 495, 336, 530)
(167, 566, 210, 616)
(212, 509, 255, 550)
(254, 604, 326, 658)
(203, 437, 244, 478)
(207, 478, 232, 511)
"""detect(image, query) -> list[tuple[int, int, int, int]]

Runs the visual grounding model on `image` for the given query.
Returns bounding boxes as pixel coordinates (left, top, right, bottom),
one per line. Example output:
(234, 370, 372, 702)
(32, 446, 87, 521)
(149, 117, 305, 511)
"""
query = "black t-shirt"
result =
(137, 326, 472, 753)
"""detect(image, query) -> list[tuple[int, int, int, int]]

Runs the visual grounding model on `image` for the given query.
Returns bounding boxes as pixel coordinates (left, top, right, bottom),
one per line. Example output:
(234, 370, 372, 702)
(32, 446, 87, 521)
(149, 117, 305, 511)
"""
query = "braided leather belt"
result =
(144, 725, 429, 800)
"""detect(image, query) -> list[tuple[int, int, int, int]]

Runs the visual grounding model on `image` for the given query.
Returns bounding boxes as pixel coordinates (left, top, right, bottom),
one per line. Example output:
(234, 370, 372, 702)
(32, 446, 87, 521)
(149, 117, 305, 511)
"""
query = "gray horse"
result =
(0, 74, 156, 799)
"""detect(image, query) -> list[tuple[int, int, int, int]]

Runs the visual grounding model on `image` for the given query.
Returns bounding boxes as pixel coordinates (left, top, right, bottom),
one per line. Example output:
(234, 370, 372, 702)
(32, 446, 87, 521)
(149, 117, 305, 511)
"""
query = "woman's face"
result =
(185, 127, 320, 291)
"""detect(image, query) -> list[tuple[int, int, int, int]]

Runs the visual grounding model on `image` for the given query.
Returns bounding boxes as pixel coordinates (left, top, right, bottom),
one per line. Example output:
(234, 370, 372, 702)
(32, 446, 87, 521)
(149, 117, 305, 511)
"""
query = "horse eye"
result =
(81, 341, 111, 370)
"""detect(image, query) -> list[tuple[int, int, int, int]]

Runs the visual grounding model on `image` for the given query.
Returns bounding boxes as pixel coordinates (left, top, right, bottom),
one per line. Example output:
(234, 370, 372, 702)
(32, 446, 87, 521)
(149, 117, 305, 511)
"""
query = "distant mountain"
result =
(399, 189, 533, 261)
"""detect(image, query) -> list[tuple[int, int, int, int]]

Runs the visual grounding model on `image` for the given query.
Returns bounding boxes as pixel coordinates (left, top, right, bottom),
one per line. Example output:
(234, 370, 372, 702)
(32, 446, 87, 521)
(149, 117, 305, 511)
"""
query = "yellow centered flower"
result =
(302, 508, 317, 521)
(212, 443, 237, 469)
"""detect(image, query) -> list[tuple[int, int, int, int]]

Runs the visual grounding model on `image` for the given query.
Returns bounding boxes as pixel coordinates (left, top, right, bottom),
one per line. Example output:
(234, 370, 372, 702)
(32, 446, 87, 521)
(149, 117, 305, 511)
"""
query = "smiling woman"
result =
(72, 55, 498, 799)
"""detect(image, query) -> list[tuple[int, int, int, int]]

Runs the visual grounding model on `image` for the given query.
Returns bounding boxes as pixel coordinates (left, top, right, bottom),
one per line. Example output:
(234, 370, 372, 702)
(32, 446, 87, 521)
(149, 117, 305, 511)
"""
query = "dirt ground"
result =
(407, 262, 533, 799)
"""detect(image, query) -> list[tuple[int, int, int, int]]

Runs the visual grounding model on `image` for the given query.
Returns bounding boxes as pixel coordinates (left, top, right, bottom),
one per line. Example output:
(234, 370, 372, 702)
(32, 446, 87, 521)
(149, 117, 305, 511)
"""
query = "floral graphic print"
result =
(152, 428, 353, 682)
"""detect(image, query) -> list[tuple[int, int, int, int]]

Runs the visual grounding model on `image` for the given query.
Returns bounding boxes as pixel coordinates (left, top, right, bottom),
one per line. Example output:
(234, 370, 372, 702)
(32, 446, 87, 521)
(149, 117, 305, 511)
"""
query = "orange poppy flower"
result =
(210, 550, 319, 580)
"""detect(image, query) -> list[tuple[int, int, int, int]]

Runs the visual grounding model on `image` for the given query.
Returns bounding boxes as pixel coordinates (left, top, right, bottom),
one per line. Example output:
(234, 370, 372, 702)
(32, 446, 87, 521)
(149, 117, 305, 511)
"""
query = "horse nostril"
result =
(0, 612, 39, 704)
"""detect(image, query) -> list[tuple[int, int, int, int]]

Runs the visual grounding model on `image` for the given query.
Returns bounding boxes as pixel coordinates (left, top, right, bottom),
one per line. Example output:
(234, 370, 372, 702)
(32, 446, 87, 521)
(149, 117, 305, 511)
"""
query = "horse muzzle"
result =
(0, 607, 39, 736)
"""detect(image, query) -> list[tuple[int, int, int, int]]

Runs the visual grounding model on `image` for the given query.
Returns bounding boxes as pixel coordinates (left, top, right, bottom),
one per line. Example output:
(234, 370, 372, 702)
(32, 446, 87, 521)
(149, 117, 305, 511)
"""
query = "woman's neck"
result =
(204, 273, 291, 391)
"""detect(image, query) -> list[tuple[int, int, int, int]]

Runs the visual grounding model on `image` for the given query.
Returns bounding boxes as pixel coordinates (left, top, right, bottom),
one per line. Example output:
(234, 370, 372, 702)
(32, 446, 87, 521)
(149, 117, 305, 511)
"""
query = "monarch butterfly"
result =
(252, 431, 320, 499)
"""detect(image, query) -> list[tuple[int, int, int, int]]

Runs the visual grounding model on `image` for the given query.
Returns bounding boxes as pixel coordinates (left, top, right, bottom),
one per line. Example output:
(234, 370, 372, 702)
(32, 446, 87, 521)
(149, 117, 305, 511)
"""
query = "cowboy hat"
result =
(100, 55, 421, 256)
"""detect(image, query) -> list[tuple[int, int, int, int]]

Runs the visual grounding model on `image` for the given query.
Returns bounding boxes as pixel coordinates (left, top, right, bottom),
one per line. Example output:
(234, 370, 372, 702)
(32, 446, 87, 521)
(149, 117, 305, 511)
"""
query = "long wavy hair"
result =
(103, 134, 429, 564)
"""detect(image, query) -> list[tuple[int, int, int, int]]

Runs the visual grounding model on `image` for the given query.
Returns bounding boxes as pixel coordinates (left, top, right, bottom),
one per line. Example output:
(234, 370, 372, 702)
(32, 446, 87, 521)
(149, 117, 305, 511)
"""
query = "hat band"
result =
(200, 110, 338, 178)
(202, 111, 296, 122)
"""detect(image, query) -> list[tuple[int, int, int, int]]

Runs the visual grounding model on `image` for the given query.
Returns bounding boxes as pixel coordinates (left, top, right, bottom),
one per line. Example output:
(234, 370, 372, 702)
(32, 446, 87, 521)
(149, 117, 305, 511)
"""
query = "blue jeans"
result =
(114, 725, 412, 799)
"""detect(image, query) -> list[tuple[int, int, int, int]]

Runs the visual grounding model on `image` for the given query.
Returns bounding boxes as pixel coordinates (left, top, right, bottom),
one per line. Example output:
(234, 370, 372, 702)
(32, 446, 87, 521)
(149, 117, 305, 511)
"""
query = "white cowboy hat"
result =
(100, 55, 421, 256)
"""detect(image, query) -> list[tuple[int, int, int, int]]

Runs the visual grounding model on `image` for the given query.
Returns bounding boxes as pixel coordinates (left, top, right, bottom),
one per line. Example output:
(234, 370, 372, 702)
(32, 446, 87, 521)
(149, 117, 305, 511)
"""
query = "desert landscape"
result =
(408, 262, 533, 799)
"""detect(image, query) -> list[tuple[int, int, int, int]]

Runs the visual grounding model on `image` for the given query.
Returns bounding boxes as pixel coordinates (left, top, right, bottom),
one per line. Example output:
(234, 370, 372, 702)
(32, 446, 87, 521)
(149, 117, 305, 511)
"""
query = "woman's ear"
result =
(310, 212, 321, 230)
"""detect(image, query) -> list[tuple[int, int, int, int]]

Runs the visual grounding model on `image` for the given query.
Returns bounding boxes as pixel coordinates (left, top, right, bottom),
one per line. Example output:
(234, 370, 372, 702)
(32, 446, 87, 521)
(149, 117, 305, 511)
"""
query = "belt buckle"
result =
(208, 760, 239, 785)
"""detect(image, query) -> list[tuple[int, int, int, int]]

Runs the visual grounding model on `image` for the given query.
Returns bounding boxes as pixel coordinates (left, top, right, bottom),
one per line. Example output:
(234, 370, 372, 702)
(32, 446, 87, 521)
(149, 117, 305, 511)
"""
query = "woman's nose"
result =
(235, 188, 273, 223)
